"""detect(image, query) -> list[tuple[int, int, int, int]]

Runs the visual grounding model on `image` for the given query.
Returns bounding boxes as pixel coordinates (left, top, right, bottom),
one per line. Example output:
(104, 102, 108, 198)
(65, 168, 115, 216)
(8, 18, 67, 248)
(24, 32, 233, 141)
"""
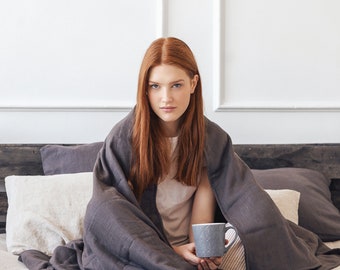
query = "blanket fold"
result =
(19, 110, 340, 270)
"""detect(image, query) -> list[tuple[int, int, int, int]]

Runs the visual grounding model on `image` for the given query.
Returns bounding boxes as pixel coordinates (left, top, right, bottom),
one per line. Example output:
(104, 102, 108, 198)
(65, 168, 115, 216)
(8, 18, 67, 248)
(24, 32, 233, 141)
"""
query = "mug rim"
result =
(192, 222, 226, 226)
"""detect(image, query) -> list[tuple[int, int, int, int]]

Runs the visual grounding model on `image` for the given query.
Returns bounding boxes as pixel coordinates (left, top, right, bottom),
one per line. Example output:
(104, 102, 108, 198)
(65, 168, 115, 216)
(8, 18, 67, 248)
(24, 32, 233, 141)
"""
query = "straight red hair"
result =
(130, 37, 205, 200)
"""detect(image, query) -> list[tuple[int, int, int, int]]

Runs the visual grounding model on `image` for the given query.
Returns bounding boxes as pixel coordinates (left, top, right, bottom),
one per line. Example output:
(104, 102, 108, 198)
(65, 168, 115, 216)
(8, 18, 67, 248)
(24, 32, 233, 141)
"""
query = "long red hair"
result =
(130, 37, 205, 200)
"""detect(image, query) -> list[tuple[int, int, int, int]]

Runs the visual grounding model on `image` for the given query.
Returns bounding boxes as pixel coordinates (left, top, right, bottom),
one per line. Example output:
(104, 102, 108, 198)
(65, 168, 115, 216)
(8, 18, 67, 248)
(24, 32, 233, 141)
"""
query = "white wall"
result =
(1, 0, 339, 144)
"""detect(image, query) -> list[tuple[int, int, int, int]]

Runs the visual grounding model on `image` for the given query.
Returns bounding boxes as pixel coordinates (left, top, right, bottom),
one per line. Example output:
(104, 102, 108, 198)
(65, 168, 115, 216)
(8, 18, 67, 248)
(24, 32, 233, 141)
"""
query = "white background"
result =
(1, 0, 339, 144)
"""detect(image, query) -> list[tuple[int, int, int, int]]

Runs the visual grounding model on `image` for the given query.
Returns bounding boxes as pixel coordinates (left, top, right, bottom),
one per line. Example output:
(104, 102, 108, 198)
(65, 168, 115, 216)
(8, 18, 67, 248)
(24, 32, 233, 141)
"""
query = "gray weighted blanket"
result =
(19, 110, 340, 270)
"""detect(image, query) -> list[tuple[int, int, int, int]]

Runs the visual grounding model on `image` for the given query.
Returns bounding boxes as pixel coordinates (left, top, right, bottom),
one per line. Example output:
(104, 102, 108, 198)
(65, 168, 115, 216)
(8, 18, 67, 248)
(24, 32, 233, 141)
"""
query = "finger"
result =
(184, 251, 202, 265)
(207, 260, 218, 269)
(181, 243, 202, 265)
(199, 260, 211, 270)
(210, 256, 222, 266)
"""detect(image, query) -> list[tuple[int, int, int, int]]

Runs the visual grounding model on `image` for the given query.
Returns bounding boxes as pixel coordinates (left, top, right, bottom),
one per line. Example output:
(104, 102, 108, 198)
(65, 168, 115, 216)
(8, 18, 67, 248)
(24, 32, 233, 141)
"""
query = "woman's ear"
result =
(190, 74, 199, 94)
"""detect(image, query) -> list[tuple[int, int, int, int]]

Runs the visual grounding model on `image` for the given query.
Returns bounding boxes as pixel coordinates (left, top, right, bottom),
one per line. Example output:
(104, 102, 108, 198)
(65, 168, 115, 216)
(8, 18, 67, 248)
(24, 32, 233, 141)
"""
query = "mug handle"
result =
(224, 225, 238, 253)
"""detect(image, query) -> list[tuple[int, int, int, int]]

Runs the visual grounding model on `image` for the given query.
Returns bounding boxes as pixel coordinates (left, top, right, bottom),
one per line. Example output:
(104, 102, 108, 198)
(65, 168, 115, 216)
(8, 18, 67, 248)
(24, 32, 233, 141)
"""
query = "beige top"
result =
(156, 137, 198, 246)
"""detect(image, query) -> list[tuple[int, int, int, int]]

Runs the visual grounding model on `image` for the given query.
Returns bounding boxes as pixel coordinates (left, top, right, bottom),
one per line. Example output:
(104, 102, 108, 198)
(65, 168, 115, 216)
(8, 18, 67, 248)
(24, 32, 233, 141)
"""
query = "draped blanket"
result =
(20, 110, 340, 270)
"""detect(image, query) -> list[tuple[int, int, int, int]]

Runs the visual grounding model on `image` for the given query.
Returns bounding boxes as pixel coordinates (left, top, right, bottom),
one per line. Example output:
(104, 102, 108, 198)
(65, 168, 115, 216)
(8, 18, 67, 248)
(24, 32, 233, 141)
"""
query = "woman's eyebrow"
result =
(148, 79, 185, 84)
(170, 79, 185, 84)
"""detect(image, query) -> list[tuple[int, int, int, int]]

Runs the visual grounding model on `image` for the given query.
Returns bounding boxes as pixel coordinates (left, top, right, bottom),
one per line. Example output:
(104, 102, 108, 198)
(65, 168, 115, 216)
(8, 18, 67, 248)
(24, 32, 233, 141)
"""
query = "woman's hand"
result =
(197, 257, 222, 270)
(172, 243, 222, 269)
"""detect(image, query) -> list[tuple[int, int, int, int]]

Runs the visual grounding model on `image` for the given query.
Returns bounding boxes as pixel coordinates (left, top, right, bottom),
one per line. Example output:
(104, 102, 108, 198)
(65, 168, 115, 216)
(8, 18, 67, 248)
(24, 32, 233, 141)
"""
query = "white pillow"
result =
(5, 172, 93, 255)
(265, 189, 300, 224)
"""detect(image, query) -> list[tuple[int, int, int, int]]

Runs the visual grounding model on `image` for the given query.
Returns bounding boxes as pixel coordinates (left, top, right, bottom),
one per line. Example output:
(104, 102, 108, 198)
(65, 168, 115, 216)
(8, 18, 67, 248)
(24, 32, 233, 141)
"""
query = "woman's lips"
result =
(160, 106, 176, 113)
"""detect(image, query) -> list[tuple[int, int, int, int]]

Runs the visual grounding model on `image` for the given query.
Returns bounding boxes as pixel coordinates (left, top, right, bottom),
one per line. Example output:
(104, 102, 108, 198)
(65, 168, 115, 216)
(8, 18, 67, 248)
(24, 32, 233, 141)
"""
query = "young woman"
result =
(90, 37, 221, 269)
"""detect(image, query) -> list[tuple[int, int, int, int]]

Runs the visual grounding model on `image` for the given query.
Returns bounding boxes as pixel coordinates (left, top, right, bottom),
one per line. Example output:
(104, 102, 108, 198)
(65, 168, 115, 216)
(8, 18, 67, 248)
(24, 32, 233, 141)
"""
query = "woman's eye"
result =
(172, 83, 182, 88)
(149, 84, 159, 89)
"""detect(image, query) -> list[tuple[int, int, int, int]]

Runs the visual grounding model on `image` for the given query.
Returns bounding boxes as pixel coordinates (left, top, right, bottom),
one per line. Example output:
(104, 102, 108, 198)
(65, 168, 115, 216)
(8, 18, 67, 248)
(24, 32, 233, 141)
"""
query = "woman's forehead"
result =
(149, 64, 189, 82)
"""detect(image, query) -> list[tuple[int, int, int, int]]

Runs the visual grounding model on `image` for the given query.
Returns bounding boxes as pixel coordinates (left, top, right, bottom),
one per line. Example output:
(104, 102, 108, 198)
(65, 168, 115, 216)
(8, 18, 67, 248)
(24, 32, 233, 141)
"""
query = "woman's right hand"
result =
(172, 243, 222, 270)
(173, 243, 200, 265)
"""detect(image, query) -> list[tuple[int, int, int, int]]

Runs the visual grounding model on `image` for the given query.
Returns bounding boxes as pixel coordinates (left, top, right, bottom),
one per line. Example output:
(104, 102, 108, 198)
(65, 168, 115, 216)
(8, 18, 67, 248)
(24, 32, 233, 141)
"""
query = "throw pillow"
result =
(253, 168, 340, 241)
(40, 142, 103, 175)
(5, 172, 93, 255)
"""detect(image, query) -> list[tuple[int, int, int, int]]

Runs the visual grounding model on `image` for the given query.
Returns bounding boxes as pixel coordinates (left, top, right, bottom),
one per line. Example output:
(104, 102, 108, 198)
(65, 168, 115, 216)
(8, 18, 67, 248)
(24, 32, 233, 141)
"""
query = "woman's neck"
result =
(161, 122, 179, 137)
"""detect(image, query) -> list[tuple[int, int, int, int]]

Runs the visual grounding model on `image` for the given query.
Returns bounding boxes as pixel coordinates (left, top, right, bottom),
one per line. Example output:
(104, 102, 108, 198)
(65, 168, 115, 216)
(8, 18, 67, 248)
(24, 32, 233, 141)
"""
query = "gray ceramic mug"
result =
(192, 223, 238, 258)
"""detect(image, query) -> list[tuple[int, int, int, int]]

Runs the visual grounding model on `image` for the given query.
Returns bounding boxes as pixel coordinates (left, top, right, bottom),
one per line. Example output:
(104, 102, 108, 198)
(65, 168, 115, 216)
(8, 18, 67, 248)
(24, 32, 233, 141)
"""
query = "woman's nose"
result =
(161, 87, 172, 101)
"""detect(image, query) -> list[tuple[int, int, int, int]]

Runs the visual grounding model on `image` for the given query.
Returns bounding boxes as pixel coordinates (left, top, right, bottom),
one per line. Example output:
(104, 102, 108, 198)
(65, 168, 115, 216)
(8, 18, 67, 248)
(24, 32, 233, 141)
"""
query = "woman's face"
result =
(147, 64, 198, 137)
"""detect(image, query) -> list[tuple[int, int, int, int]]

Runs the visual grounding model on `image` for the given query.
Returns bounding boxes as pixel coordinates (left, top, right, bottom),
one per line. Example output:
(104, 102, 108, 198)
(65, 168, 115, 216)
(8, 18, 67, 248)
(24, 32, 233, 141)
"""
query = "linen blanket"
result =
(19, 110, 340, 270)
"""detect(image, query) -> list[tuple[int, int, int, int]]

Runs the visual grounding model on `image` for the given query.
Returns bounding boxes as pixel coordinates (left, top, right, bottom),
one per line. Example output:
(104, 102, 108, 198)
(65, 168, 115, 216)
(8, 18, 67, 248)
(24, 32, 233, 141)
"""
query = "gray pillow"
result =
(40, 142, 103, 175)
(252, 167, 340, 242)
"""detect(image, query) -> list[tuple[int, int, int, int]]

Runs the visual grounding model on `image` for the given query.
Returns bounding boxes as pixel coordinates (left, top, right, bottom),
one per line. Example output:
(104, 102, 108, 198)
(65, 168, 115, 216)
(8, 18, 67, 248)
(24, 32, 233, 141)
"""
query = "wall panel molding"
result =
(0, 103, 134, 112)
(213, 0, 340, 112)
(156, 0, 169, 37)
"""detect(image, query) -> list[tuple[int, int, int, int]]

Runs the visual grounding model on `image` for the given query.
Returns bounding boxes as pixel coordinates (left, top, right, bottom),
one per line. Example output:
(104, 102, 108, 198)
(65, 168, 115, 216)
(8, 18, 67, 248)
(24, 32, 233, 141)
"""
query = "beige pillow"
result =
(265, 189, 300, 224)
(5, 172, 93, 255)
